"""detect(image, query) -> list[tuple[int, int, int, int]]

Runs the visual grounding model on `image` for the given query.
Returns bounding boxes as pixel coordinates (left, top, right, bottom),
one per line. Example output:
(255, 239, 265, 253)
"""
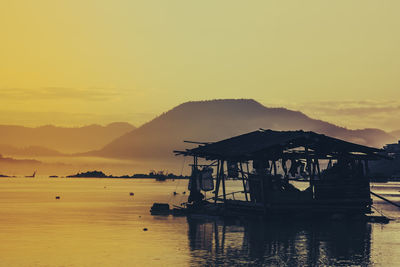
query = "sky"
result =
(1, 1, 400, 130)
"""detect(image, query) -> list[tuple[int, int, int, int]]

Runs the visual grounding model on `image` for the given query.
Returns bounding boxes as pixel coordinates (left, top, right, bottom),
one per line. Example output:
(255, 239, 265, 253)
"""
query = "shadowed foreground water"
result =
(0, 178, 399, 266)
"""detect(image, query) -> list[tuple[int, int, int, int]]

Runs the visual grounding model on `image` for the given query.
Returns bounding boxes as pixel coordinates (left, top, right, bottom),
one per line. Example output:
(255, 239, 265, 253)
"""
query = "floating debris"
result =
(150, 203, 170, 215)
(130, 192, 134, 196)
(143, 228, 148, 231)
(55, 196, 60, 200)
(173, 192, 178, 195)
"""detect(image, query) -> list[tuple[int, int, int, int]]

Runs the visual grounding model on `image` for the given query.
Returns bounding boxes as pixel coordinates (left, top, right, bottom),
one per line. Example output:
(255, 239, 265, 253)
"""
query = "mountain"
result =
(390, 130, 400, 141)
(93, 99, 396, 160)
(0, 122, 136, 154)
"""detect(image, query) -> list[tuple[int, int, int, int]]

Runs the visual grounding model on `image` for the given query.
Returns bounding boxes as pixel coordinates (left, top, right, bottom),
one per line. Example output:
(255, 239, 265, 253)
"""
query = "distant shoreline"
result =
(65, 170, 189, 180)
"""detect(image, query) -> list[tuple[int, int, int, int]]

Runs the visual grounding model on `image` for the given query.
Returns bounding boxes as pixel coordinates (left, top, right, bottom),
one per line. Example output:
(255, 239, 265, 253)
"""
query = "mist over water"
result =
(0, 178, 399, 266)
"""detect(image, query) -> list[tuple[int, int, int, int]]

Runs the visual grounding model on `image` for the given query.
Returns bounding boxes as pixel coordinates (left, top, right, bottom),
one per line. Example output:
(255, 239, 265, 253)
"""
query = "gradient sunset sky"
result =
(1, 1, 400, 130)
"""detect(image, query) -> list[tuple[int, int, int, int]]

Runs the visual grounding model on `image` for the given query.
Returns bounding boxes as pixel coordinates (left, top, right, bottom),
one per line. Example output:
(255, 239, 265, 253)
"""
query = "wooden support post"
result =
(312, 159, 316, 180)
(239, 162, 249, 201)
(282, 159, 289, 183)
(220, 160, 226, 202)
(273, 160, 277, 176)
(305, 147, 312, 186)
(214, 160, 221, 204)
(364, 160, 372, 195)
(316, 158, 321, 179)
(305, 147, 311, 175)
(311, 159, 316, 199)
(364, 160, 370, 179)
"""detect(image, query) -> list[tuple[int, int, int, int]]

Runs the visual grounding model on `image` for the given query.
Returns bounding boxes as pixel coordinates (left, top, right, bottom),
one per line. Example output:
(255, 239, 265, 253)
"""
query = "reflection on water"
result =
(0, 178, 399, 266)
(187, 217, 372, 266)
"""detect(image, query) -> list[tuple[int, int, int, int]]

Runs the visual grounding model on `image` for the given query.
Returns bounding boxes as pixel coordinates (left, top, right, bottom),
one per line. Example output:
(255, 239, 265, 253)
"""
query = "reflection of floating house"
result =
(173, 130, 388, 219)
(187, 217, 372, 266)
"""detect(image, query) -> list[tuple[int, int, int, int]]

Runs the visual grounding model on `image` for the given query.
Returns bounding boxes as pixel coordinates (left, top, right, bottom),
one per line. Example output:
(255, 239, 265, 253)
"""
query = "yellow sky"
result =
(1, 1, 400, 130)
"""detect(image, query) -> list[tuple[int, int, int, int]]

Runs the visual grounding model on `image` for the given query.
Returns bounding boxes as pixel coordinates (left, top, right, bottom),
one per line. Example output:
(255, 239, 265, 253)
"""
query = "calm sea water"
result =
(0, 178, 399, 266)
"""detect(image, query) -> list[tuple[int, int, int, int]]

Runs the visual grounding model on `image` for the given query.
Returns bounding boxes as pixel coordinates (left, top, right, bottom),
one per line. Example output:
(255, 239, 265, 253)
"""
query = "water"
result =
(0, 178, 399, 266)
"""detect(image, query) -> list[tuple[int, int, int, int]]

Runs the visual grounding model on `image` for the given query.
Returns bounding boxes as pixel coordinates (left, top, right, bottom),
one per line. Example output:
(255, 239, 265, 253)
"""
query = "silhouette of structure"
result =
(174, 129, 389, 218)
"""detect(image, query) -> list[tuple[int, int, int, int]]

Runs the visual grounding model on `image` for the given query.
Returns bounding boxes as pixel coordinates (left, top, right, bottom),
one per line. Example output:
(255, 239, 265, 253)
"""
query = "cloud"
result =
(294, 100, 400, 117)
(285, 100, 400, 131)
(0, 87, 123, 101)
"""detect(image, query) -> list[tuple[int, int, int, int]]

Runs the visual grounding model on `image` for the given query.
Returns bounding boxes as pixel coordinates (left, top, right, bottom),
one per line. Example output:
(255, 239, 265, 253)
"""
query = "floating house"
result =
(173, 129, 388, 219)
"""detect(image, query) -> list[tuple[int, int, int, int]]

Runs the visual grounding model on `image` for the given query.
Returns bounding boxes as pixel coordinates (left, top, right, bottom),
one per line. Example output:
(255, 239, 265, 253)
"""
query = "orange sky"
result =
(1, 1, 400, 130)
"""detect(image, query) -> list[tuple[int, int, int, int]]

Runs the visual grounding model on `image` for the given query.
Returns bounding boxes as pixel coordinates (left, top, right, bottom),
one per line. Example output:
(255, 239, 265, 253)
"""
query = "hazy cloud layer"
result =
(286, 100, 400, 132)
(0, 87, 123, 101)
(0, 109, 156, 127)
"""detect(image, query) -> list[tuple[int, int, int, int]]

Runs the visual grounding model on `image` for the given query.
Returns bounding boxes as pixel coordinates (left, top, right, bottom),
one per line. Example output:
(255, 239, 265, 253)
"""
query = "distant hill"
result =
(93, 99, 396, 160)
(390, 130, 400, 141)
(0, 122, 136, 154)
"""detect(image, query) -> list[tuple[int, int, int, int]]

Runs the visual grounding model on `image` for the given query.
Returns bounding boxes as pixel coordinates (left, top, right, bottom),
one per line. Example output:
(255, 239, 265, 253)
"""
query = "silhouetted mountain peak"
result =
(106, 122, 136, 130)
(96, 99, 396, 160)
(169, 99, 296, 116)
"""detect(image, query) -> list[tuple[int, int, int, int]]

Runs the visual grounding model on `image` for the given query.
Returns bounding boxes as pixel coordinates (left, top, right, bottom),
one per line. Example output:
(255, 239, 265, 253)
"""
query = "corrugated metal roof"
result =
(174, 129, 384, 160)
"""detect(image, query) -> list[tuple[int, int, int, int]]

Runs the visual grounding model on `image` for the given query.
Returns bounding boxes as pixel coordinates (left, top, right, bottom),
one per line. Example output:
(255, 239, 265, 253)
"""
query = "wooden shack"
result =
(174, 130, 387, 219)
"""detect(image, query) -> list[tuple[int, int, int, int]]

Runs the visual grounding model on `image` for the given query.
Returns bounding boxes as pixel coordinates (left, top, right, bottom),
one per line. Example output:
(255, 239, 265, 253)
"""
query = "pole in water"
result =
(371, 191, 400, 209)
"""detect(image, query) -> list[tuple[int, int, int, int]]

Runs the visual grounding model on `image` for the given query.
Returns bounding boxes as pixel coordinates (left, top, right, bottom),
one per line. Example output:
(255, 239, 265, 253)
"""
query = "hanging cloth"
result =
(201, 167, 214, 191)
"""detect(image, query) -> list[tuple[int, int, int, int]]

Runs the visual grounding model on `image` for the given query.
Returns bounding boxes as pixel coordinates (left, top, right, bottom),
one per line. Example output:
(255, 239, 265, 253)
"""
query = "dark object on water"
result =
(130, 192, 134, 196)
(49, 175, 58, 178)
(25, 171, 36, 178)
(55, 196, 60, 199)
(367, 215, 391, 224)
(143, 228, 148, 231)
(183, 191, 186, 194)
(173, 192, 178, 195)
(150, 203, 170, 215)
